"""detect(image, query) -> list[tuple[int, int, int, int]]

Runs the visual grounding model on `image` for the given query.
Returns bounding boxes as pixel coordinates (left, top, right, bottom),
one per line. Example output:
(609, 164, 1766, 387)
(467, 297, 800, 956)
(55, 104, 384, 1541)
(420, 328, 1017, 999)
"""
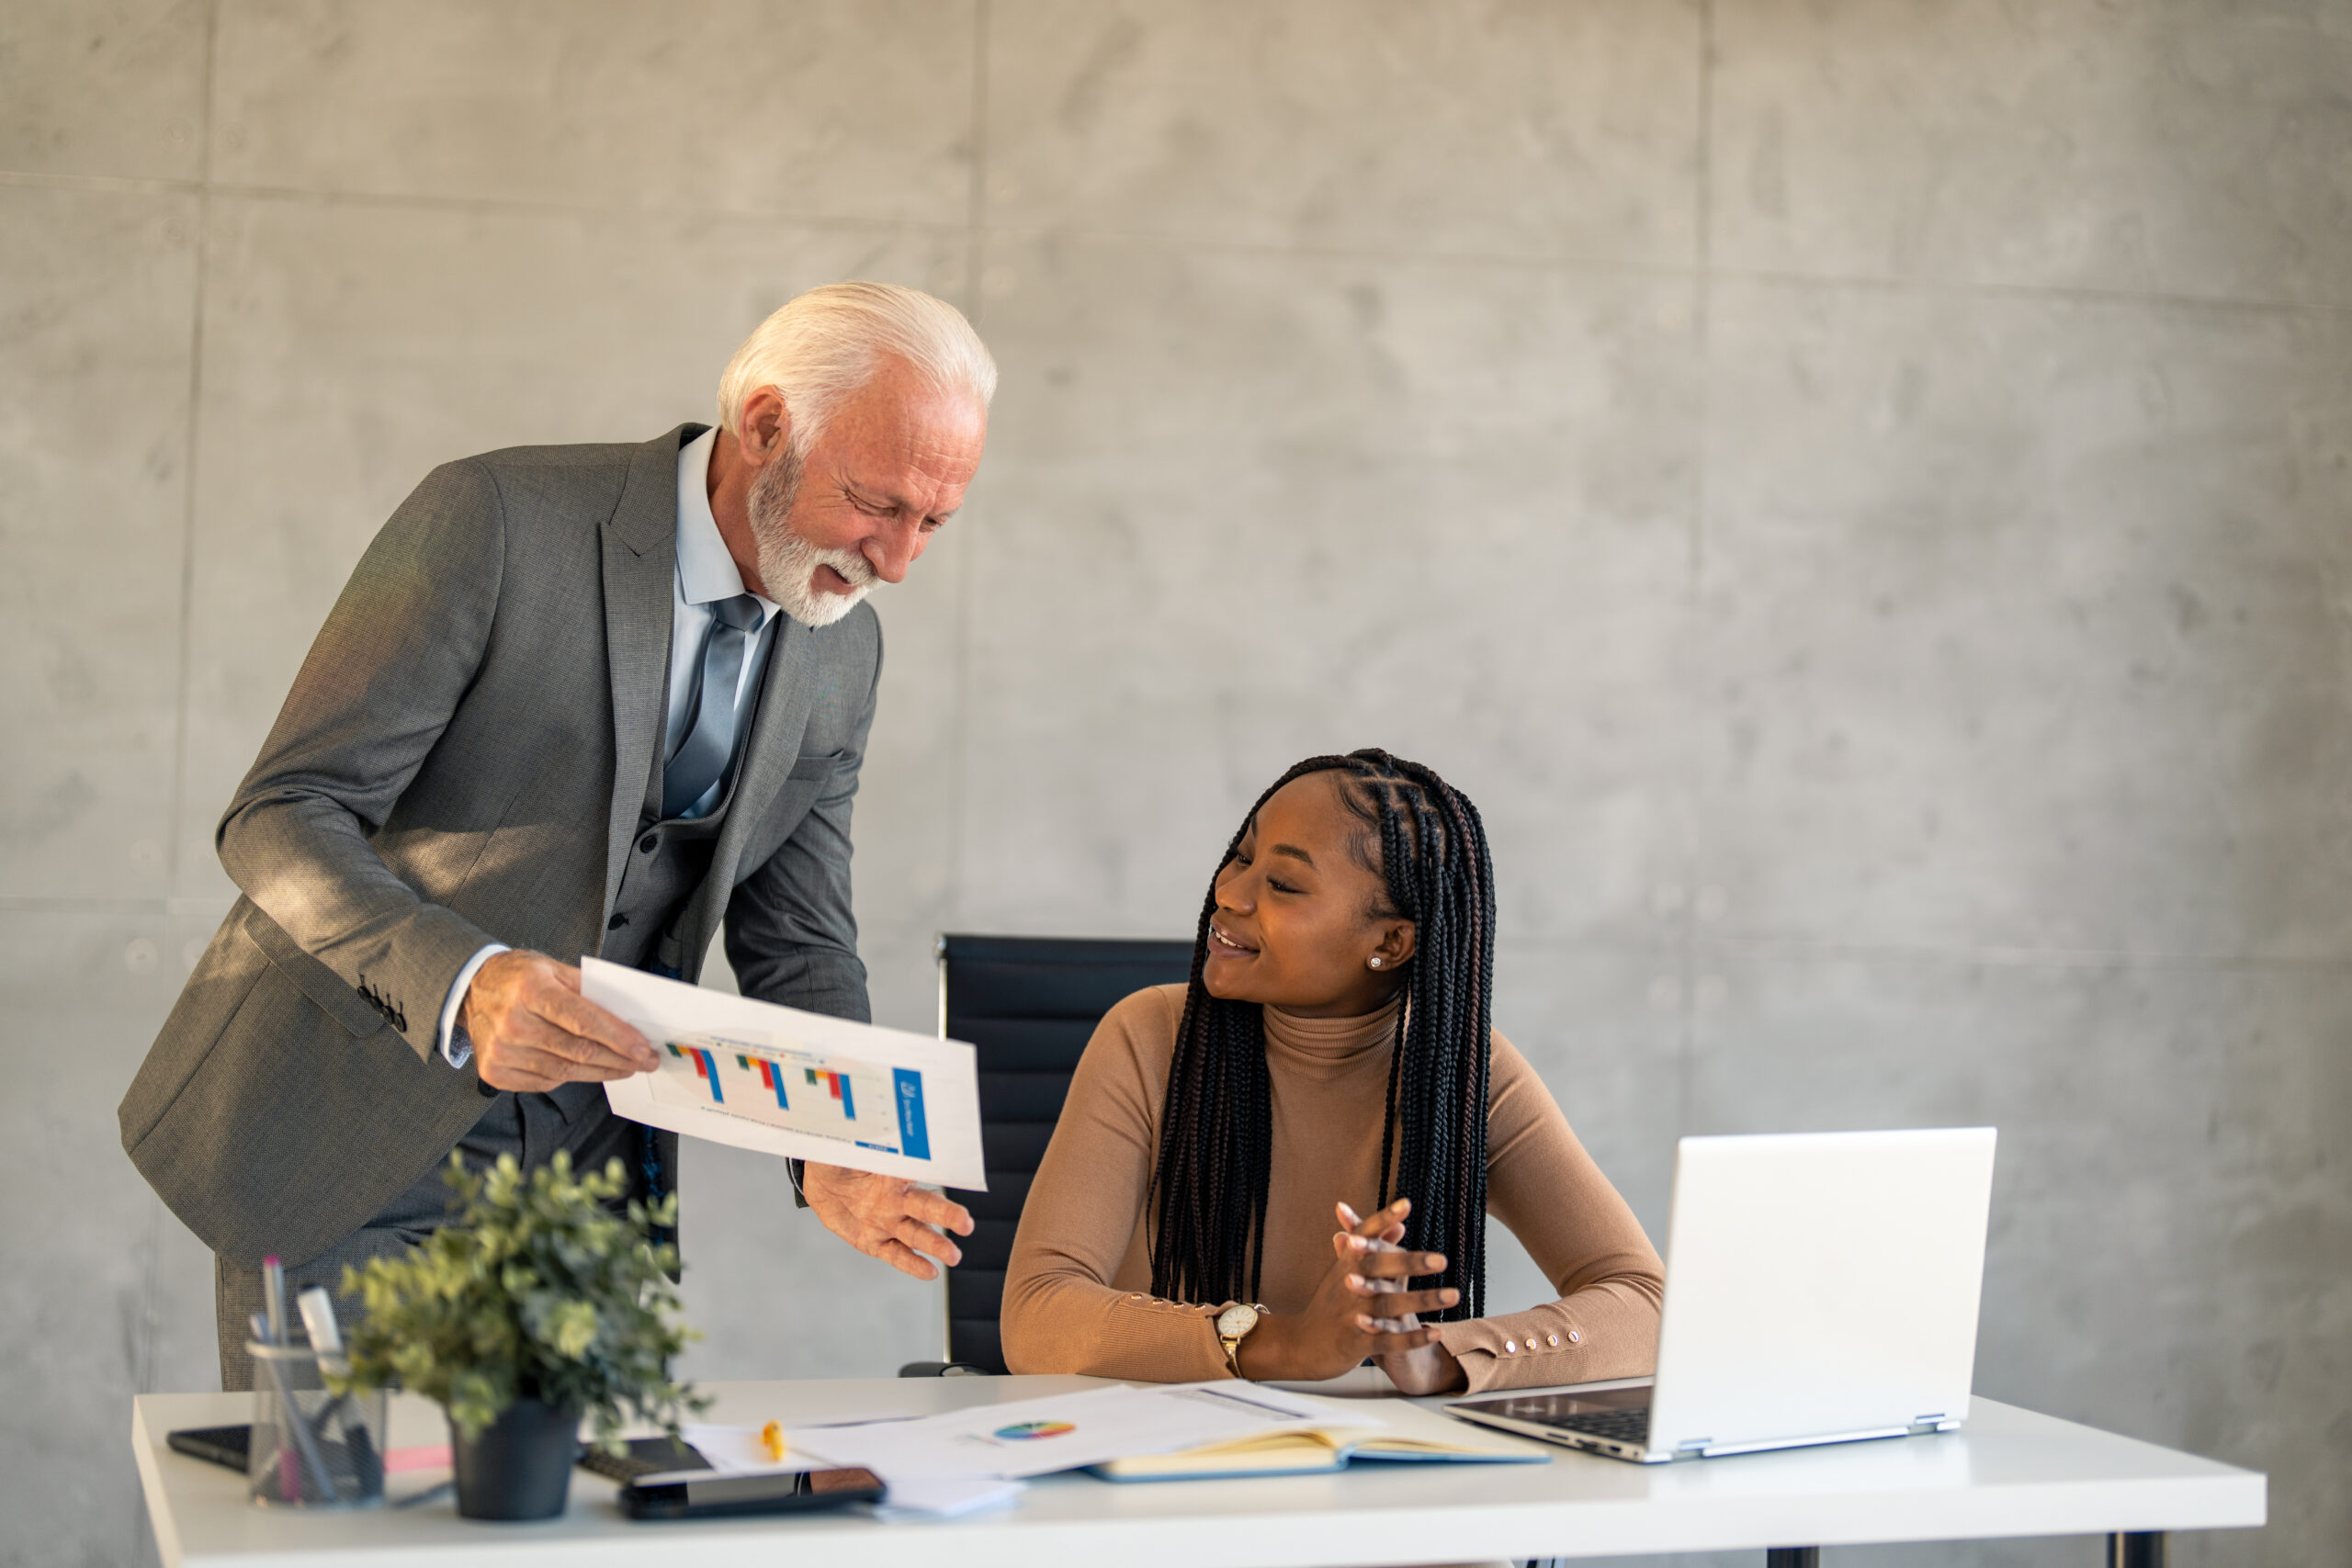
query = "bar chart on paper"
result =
(650, 1036, 931, 1161)
(586, 957, 982, 1188)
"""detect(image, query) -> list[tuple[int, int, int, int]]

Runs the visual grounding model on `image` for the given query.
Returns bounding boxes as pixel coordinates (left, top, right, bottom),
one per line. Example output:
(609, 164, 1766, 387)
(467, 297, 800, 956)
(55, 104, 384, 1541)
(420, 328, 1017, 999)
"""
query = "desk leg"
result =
(2109, 1532, 2165, 1567)
(1765, 1551, 1819, 1567)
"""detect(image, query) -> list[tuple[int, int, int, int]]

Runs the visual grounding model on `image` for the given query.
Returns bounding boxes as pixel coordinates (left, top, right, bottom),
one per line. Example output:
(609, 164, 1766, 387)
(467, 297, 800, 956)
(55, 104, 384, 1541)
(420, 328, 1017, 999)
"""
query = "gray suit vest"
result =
(484, 643, 774, 1186)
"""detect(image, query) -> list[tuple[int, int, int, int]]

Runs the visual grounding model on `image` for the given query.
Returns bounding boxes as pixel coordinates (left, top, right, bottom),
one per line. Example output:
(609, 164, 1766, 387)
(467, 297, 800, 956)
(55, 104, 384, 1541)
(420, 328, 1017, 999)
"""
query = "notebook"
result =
(1092, 1395, 1551, 1482)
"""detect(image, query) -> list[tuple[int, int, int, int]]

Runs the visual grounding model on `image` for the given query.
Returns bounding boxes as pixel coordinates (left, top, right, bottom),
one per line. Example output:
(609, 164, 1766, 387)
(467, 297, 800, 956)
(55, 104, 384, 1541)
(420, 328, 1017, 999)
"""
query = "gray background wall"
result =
(4, 2, 2346, 1565)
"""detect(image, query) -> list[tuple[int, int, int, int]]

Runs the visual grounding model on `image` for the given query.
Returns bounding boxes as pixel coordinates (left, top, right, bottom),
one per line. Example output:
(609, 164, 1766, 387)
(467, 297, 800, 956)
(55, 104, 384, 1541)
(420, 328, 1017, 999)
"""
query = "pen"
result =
(257, 1265, 341, 1502)
(271, 1348, 341, 1503)
(263, 1257, 288, 1347)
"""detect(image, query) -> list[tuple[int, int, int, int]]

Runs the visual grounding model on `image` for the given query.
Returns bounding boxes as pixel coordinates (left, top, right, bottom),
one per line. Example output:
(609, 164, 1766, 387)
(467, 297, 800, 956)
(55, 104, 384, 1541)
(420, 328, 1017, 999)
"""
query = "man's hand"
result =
(801, 1164, 974, 1280)
(460, 950, 660, 1092)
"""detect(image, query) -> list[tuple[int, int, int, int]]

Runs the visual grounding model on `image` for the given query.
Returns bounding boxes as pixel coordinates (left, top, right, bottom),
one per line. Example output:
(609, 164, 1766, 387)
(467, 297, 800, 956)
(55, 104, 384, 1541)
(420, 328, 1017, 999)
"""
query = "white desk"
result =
(133, 1375, 2263, 1568)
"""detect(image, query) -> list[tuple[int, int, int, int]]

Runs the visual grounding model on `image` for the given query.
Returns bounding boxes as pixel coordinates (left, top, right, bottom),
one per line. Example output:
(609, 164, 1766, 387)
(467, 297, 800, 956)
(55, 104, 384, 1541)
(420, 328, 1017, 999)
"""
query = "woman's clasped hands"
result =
(1231, 1198, 1468, 1395)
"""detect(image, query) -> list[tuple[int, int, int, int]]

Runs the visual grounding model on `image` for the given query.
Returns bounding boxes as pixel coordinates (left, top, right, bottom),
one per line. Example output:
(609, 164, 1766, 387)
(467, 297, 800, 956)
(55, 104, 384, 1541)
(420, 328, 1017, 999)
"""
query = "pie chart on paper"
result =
(993, 1421, 1076, 1440)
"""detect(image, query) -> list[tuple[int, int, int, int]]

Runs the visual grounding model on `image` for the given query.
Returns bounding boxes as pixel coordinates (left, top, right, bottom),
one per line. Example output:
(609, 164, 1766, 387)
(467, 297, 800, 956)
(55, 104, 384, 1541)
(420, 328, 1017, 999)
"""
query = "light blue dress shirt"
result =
(435, 427, 782, 1067)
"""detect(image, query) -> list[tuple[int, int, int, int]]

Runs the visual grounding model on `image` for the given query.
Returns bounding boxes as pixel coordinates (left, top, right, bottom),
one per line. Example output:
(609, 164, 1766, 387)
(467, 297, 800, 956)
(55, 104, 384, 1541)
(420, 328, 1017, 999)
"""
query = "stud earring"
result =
(1368, 956, 1383, 969)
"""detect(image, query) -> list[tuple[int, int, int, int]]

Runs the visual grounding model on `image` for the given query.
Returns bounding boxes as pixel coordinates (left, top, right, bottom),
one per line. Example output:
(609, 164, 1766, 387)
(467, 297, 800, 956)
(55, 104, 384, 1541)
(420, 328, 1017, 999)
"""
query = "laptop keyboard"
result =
(1547, 1407, 1651, 1444)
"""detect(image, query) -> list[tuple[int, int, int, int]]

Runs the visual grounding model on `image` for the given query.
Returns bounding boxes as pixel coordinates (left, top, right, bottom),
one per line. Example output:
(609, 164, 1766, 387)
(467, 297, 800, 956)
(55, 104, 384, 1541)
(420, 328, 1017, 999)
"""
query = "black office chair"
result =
(898, 933, 1194, 1376)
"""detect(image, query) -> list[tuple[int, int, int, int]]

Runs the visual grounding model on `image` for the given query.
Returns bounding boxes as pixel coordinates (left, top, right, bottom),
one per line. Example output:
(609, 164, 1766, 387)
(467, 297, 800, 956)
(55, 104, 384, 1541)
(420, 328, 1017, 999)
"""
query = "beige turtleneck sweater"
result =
(1000, 984, 1664, 1393)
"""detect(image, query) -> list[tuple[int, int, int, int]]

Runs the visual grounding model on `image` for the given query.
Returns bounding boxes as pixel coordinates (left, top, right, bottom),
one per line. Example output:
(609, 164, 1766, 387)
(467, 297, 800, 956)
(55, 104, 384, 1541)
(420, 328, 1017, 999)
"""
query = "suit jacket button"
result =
(608, 913, 628, 930)
(638, 832, 660, 853)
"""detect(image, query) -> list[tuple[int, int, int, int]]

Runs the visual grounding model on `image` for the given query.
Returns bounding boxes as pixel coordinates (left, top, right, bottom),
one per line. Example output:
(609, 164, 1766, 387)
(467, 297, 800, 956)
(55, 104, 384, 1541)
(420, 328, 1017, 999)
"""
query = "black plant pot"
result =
(449, 1399, 580, 1521)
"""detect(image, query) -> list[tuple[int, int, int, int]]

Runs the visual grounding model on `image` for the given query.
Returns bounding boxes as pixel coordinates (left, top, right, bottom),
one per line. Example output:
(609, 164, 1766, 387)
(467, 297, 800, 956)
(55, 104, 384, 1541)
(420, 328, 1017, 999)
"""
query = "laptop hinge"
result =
(1909, 1412, 1961, 1435)
(1673, 1438, 1712, 1456)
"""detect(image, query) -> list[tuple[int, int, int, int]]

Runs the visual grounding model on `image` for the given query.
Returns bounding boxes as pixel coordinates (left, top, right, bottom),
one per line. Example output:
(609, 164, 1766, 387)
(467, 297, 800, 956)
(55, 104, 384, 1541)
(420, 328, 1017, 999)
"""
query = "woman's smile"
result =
(1207, 920, 1259, 957)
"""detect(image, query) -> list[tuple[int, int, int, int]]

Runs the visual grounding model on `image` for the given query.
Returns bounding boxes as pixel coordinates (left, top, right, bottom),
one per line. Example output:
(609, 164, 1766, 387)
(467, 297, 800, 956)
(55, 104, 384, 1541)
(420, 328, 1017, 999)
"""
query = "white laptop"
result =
(1447, 1127, 1996, 1463)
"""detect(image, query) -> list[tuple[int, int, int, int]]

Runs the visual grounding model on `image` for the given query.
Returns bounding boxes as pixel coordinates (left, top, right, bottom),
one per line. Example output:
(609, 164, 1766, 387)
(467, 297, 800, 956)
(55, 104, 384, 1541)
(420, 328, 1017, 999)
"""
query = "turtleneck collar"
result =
(1261, 993, 1405, 1072)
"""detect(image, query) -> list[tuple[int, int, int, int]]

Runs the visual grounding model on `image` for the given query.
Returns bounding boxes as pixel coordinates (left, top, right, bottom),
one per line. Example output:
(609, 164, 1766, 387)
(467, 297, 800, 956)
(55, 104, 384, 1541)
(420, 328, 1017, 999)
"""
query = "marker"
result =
(298, 1287, 343, 1358)
(760, 1422, 786, 1463)
(263, 1257, 288, 1346)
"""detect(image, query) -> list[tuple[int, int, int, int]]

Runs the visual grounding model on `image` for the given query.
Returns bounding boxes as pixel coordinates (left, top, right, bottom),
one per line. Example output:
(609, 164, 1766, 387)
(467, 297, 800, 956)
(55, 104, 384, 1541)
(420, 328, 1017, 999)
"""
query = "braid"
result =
(1147, 756, 1332, 1305)
(1148, 749, 1498, 1323)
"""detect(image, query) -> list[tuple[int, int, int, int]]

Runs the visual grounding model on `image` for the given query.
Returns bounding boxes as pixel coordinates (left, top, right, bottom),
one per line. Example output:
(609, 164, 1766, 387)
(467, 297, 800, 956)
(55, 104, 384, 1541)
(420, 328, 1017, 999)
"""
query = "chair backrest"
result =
(938, 933, 1196, 1373)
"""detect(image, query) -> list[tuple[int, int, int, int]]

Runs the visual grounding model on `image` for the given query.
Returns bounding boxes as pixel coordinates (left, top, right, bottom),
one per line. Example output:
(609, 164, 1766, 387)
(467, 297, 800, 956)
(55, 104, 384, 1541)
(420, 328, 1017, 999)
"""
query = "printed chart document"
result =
(585, 958, 985, 1190)
(783, 1382, 1387, 1482)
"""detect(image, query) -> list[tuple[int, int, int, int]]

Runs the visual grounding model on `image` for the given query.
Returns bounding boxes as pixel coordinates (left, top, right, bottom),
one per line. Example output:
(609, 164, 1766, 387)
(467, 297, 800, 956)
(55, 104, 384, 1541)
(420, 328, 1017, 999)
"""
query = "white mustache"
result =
(815, 546, 876, 591)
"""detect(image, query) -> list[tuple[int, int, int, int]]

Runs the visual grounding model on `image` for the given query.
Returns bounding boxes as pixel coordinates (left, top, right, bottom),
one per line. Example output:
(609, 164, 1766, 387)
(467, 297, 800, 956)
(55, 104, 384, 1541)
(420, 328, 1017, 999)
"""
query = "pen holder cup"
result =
(246, 1340, 387, 1509)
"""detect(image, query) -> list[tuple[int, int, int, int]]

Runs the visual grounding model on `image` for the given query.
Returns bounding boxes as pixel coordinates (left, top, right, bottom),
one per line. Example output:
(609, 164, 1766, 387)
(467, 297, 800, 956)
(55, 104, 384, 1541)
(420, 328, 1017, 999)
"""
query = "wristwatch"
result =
(1216, 1302, 1266, 1379)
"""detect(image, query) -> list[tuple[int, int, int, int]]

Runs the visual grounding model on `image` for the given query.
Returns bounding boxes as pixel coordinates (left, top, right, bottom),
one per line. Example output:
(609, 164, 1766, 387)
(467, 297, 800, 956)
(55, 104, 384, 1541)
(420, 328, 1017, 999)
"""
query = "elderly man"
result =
(119, 283, 988, 1388)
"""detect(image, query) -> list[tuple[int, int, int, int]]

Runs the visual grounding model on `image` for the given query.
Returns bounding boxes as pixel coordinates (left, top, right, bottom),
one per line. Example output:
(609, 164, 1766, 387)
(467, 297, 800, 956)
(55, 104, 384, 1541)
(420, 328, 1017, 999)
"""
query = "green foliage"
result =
(335, 1152, 708, 1450)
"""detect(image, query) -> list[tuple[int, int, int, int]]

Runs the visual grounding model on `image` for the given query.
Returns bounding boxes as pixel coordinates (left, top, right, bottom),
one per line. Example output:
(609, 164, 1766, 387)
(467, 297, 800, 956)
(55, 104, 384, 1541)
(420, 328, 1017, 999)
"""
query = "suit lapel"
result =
(599, 425, 696, 918)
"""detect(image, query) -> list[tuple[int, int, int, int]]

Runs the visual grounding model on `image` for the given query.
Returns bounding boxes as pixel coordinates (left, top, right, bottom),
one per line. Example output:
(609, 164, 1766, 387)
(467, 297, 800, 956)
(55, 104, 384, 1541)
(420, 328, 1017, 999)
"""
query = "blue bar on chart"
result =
(741, 1055, 790, 1110)
(894, 1067, 931, 1160)
(668, 1043, 724, 1103)
(804, 1066, 856, 1121)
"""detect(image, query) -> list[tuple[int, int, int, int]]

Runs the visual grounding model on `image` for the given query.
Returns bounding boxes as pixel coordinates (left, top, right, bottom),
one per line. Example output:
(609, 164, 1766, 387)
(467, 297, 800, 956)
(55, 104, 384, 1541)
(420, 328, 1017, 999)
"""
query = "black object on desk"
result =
(620, 1468, 886, 1520)
(577, 1435, 716, 1485)
(168, 1424, 252, 1472)
(175, 1415, 384, 1504)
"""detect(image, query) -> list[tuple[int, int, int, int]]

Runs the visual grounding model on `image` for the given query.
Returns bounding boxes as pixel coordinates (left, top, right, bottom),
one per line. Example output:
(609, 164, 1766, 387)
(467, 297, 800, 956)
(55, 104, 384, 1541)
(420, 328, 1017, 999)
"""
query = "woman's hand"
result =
(1339, 1201, 1467, 1395)
(1234, 1199, 1459, 1382)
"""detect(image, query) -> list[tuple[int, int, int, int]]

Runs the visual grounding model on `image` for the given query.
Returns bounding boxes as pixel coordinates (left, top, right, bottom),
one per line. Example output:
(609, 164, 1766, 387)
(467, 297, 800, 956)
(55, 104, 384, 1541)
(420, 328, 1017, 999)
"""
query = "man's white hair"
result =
(716, 281, 996, 455)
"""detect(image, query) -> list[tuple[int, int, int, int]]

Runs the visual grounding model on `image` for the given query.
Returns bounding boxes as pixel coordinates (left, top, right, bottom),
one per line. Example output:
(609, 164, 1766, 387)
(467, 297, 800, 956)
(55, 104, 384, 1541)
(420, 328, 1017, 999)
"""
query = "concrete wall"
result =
(4, 3, 2346, 1564)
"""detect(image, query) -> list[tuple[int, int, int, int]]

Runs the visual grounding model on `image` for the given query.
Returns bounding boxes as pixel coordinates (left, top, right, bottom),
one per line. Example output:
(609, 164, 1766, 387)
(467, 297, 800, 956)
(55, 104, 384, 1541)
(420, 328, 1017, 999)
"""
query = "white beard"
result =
(746, 447, 877, 628)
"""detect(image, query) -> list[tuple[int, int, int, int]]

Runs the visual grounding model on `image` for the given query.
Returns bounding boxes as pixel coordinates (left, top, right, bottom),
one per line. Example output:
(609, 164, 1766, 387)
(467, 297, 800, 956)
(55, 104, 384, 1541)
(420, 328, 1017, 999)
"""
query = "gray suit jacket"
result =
(119, 425, 878, 1268)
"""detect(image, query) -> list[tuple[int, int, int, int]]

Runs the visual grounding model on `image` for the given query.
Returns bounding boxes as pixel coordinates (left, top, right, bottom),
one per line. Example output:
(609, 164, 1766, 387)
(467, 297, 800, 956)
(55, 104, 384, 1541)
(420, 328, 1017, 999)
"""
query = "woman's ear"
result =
(1372, 921, 1417, 970)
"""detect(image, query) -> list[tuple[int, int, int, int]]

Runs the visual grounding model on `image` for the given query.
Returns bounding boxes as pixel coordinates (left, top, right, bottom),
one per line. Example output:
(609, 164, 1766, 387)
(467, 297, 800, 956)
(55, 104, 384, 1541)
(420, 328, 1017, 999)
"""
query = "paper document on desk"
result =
(680, 1422, 1023, 1516)
(586, 958, 985, 1190)
(784, 1382, 1385, 1481)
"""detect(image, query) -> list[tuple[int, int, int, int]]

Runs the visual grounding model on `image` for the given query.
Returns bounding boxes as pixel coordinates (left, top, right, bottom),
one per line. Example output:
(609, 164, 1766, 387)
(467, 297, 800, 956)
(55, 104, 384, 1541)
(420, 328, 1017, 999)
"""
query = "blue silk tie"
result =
(662, 594, 763, 819)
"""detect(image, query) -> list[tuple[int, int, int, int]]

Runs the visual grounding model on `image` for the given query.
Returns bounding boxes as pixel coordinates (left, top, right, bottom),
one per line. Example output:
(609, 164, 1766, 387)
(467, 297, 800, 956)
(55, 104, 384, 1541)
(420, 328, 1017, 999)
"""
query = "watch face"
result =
(1216, 1303, 1259, 1338)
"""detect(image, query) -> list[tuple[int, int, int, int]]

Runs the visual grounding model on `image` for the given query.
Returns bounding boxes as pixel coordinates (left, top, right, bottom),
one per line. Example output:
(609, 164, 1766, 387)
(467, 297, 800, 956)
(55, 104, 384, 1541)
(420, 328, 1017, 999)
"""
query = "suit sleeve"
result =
(722, 616, 879, 1024)
(214, 458, 508, 1064)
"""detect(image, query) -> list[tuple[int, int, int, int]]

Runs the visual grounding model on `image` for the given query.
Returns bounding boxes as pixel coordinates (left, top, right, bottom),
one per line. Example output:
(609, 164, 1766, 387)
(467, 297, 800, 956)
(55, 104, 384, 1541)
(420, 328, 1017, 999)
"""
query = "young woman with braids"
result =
(1001, 750, 1664, 1395)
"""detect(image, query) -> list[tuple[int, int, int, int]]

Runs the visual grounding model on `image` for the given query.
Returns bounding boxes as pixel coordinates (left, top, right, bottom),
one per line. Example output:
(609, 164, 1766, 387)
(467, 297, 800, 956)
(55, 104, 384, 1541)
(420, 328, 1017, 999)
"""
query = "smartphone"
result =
(578, 1435, 716, 1485)
(167, 1425, 252, 1472)
(619, 1467, 886, 1520)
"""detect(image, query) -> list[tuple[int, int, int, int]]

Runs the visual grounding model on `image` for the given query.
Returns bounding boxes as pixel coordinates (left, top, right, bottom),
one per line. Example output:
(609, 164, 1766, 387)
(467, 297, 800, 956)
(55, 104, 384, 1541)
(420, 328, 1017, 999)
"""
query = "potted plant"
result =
(334, 1150, 707, 1520)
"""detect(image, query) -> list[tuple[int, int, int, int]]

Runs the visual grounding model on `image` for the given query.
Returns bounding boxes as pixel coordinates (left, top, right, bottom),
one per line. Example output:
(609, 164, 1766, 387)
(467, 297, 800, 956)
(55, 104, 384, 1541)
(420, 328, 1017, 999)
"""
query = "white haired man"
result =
(119, 283, 989, 1388)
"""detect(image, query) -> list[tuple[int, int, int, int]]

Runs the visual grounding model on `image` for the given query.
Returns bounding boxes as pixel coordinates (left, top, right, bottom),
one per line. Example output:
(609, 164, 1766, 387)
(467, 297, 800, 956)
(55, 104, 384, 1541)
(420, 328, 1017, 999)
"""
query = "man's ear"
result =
(739, 385, 794, 465)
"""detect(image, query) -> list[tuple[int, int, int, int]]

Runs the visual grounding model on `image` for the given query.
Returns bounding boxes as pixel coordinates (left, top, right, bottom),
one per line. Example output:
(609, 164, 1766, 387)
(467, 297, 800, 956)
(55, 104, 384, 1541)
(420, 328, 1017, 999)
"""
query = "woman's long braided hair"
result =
(1146, 749, 1497, 1320)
